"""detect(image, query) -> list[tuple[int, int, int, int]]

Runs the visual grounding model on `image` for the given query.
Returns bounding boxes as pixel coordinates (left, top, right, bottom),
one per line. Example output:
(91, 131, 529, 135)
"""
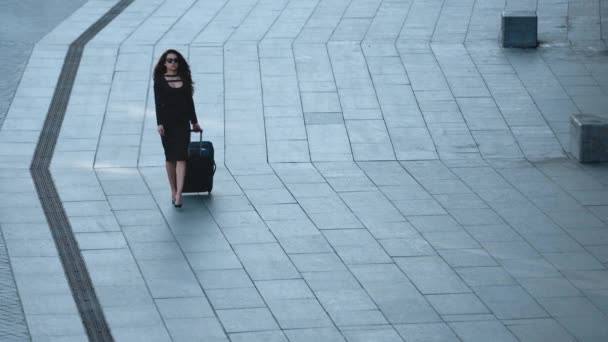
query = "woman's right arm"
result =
(154, 81, 164, 126)
(154, 81, 166, 136)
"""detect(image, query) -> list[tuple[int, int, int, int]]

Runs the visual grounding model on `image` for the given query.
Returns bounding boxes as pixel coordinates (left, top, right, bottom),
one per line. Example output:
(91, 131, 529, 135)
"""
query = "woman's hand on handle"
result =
(157, 125, 165, 136)
(192, 123, 202, 133)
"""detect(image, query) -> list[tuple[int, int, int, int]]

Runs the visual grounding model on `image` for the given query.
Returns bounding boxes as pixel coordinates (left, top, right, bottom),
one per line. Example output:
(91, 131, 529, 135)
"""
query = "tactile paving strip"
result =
(29, 1, 134, 341)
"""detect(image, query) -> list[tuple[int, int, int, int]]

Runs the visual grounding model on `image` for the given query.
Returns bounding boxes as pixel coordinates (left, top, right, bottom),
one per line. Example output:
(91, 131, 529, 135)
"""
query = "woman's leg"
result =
(165, 161, 177, 201)
(175, 160, 187, 205)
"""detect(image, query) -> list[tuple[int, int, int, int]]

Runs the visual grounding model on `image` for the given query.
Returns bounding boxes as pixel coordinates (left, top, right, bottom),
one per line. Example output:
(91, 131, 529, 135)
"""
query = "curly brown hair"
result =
(153, 49, 194, 94)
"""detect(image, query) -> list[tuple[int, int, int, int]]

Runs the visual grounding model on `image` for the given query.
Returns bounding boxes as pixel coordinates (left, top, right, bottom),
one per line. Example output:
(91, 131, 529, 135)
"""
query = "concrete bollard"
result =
(570, 114, 608, 163)
(501, 11, 538, 48)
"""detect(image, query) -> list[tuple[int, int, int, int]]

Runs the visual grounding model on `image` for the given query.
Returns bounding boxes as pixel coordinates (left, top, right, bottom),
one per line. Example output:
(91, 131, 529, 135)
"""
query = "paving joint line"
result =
(430, 0, 448, 43)
(357, 0, 399, 162)
(428, 42, 496, 159)
(189, 0, 231, 45)
(463, 0, 479, 44)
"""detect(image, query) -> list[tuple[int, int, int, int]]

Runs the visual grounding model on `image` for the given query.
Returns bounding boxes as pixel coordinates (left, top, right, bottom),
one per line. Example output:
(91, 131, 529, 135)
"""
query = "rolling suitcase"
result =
(183, 130, 216, 194)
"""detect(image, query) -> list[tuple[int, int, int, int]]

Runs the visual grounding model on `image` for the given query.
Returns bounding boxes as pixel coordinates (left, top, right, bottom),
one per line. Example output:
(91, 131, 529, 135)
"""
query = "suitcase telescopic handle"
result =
(191, 129, 202, 143)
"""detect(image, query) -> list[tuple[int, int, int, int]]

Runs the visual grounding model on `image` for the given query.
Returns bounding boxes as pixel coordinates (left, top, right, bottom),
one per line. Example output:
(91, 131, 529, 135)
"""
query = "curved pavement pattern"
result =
(1, 0, 608, 341)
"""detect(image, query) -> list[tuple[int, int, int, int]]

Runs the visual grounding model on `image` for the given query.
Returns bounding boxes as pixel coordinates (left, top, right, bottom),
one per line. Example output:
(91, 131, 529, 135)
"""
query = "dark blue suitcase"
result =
(184, 130, 215, 194)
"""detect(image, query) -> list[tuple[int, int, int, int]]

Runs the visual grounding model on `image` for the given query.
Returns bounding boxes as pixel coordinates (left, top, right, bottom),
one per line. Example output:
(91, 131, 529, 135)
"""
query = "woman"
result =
(153, 49, 201, 208)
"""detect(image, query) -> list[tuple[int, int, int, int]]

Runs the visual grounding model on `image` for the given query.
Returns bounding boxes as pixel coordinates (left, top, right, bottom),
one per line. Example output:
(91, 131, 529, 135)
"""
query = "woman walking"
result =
(153, 49, 201, 208)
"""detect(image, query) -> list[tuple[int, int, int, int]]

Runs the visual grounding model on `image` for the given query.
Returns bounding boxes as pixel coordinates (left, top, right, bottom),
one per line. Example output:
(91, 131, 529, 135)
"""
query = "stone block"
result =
(570, 114, 608, 163)
(501, 11, 538, 48)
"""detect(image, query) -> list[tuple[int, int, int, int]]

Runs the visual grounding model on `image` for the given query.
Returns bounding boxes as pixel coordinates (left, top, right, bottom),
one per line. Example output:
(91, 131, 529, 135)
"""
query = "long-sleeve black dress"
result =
(154, 77, 198, 161)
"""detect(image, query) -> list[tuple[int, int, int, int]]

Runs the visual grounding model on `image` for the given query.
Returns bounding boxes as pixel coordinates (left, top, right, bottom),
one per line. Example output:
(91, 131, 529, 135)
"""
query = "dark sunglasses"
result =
(166, 58, 179, 64)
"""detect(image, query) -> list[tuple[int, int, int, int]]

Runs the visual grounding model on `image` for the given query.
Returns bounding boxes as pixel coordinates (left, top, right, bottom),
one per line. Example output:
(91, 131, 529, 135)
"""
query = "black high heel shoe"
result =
(174, 196, 182, 208)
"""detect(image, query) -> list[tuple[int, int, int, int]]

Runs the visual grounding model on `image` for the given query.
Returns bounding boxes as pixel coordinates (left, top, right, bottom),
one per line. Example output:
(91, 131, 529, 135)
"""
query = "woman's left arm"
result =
(187, 93, 198, 125)
(188, 92, 202, 132)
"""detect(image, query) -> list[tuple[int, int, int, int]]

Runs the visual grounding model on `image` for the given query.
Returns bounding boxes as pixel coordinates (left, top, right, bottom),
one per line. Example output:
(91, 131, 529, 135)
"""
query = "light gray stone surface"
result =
(2, 0, 608, 340)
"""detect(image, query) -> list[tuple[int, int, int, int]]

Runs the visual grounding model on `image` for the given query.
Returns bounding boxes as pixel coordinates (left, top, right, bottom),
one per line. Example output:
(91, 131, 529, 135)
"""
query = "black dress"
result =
(154, 76, 198, 161)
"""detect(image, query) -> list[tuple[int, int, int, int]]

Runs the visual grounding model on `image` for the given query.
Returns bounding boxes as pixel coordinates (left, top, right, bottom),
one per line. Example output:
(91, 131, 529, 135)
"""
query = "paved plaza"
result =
(1, 0, 608, 341)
